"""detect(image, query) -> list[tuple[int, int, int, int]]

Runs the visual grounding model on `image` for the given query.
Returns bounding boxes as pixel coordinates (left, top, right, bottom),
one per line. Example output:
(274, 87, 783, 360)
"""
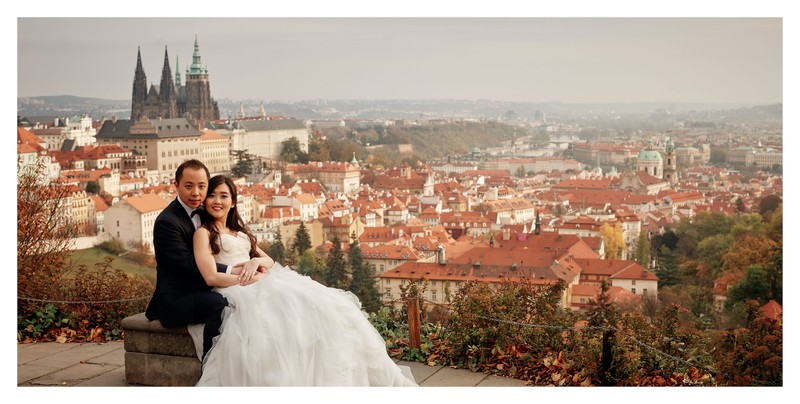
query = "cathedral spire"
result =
(174, 52, 181, 87)
(188, 34, 206, 76)
(131, 47, 148, 119)
(259, 102, 266, 118)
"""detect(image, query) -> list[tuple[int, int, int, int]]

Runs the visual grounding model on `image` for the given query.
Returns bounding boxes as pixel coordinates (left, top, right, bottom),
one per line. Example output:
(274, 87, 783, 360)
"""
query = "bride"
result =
(190, 174, 417, 386)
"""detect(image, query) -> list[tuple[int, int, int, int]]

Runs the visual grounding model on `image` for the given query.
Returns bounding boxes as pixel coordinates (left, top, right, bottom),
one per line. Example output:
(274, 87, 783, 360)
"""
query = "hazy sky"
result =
(17, 16, 783, 104)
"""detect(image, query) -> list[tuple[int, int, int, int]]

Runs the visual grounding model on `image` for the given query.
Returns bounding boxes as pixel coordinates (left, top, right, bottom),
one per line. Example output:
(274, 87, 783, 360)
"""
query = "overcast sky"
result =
(17, 16, 783, 105)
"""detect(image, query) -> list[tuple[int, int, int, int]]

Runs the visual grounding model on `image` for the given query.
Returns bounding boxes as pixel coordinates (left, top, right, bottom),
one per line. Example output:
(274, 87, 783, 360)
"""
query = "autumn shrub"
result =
(437, 279, 601, 385)
(97, 238, 126, 255)
(712, 300, 782, 386)
(65, 257, 154, 341)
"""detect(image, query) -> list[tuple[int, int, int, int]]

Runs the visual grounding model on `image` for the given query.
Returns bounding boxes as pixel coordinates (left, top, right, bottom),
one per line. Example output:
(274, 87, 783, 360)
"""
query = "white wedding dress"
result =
(190, 232, 417, 386)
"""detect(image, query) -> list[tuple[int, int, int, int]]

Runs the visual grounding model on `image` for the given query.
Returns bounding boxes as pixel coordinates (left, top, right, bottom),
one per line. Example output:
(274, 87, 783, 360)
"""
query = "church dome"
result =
(637, 149, 662, 162)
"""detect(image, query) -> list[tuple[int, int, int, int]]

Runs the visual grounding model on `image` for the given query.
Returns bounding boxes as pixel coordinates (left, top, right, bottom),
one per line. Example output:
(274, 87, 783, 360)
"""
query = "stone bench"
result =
(120, 312, 201, 386)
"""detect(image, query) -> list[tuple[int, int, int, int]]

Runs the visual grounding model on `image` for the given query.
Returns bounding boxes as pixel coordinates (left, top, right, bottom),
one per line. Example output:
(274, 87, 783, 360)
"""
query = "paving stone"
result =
(398, 361, 442, 384)
(29, 363, 118, 386)
(476, 374, 529, 387)
(17, 342, 79, 364)
(17, 363, 59, 385)
(419, 366, 488, 386)
(75, 366, 128, 386)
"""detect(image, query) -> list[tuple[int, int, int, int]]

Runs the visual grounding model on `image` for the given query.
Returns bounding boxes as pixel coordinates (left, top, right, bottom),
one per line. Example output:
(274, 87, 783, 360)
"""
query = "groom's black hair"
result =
(175, 159, 211, 184)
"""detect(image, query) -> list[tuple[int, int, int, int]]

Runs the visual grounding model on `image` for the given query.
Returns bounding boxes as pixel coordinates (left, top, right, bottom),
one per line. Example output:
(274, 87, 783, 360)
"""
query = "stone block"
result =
(121, 313, 197, 357)
(124, 351, 201, 386)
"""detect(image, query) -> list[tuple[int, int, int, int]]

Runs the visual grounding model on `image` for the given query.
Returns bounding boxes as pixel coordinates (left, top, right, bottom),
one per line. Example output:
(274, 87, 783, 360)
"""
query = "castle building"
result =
(130, 36, 219, 123)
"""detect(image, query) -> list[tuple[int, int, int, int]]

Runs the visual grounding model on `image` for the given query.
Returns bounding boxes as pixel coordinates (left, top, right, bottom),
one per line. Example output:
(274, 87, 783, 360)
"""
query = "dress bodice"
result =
(214, 232, 252, 266)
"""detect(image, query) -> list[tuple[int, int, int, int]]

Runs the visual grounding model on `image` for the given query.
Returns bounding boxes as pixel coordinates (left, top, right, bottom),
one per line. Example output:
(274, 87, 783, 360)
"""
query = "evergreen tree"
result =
(634, 232, 651, 269)
(231, 150, 255, 178)
(348, 238, 381, 314)
(655, 245, 681, 288)
(324, 236, 348, 289)
(727, 265, 771, 307)
(293, 222, 312, 255)
(267, 231, 287, 266)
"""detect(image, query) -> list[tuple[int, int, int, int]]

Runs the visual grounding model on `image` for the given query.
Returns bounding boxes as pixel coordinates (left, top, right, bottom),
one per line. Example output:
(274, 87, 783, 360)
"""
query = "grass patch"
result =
(68, 247, 156, 285)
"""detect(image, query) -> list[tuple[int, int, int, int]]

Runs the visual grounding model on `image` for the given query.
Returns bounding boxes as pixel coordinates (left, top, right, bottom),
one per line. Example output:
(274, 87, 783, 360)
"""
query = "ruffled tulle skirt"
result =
(193, 264, 416, 386)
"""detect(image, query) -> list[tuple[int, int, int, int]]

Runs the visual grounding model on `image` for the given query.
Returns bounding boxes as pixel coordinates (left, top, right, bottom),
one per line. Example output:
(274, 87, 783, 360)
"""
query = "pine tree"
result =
(324, 236, 348, 289)
(267, 231, 287, 266)
(293, 221, 312, 255)
(635, 232, 651, 269)
(348, 238, 381, 314)
(655, 245, 681, 288)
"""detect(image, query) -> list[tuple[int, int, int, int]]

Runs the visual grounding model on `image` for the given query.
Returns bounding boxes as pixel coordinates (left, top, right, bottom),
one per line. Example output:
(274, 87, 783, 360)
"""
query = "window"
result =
(431, 281, 436, 287)
(431, 291, 437, 301)
(631, 280, 636, 285)
(580, 298, 586, 303)
(631, 288, 636, 294)
(379, 264, 384, 272)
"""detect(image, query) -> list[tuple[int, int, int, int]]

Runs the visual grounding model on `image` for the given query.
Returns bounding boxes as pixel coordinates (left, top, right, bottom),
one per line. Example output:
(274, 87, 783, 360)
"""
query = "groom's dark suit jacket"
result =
(145, 198, 227, 326)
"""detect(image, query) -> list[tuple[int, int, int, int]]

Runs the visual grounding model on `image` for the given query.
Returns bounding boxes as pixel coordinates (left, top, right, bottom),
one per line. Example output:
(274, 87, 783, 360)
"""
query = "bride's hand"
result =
(240, 271, 265, 286)
(237, 259, 261, 284)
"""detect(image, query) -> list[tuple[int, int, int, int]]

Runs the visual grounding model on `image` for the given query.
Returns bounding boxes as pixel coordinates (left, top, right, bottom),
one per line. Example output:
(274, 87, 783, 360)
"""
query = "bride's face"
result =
(205, 183, 234, 222)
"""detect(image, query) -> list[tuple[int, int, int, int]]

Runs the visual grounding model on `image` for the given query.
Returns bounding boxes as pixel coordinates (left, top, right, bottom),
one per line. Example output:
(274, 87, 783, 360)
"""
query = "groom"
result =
(145, 159, 235, 359)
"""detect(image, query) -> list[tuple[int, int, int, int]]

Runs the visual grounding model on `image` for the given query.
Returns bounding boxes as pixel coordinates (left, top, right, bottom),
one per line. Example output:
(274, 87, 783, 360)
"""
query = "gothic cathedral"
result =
(130, 35, 220, 122)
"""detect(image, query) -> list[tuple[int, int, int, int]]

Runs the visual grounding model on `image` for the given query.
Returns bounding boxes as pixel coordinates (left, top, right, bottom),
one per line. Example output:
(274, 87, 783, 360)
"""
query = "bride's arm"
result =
(194, 228, 246, 288)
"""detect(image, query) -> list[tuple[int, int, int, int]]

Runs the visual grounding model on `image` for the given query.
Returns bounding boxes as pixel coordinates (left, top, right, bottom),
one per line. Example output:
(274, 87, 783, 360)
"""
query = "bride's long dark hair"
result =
(201, 175, 258, 258)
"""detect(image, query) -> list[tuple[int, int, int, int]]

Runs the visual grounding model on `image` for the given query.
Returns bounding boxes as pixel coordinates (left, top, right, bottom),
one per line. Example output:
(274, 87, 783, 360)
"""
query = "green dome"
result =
(637, 149, 662, 161)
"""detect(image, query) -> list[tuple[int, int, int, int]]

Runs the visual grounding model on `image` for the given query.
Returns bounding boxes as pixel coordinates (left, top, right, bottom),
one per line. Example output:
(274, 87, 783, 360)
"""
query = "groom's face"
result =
(175, 167, 208, 210)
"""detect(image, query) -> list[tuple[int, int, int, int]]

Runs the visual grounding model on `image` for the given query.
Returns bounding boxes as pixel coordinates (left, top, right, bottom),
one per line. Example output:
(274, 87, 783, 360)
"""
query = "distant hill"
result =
(17, 95, 782, 123)
(18, 95, 130, 121)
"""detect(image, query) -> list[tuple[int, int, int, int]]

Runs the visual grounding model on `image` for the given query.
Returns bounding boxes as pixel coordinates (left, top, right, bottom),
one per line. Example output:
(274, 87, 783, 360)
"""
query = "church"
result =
(130, 35, 220, 123)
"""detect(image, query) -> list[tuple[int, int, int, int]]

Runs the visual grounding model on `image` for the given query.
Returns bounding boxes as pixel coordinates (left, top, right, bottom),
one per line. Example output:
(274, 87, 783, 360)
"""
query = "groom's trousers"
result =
(158, 290, 228, 359)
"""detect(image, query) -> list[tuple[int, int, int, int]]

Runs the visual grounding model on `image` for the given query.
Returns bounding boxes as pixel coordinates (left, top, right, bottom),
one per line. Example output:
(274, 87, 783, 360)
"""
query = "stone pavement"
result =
(17, 341, 528, 387)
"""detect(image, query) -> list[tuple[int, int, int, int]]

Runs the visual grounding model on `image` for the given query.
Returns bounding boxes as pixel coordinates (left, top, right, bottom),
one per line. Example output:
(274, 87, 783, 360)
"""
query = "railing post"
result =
(600, 328, 616, 386)
(407, 296, 421, 350)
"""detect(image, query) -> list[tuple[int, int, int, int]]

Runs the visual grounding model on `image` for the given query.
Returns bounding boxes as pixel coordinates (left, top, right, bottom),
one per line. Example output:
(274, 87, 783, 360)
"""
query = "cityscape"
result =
(16, 16, 784, 391)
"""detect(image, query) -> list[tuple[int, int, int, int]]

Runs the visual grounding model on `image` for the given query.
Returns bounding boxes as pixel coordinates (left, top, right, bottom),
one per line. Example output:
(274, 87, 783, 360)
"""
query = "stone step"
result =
(125, 351, 200, 386)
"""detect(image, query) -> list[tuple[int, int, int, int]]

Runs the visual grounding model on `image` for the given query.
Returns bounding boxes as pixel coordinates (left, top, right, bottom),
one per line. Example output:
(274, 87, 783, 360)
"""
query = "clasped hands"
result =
(231, 259, 268, 286)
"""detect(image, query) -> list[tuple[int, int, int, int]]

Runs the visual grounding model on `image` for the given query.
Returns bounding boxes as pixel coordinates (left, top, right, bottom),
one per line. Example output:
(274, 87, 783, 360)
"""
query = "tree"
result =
(727, 265, 771, 307)
(280, 137, 309, 164)
(758, 194, 781, 222)
(655, 246, 681, 288)
(599, 222, 625, 260)
(86, 181, 100, 195)
(735, 197, 745, 213)
(324, 236, 348, 289)
(231, 150, 255, 178)
(292, 222, 312, 255)
(634, 232, 651, 269)
(267, 231, 287, 266)
(18, 159, 77, 311)
(308, 137, 331, 162)
(297, 249, 323, 281)
(720, 233, 779, 276)
(347, 238, 381, 314)
(515, 165, 527, 178)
